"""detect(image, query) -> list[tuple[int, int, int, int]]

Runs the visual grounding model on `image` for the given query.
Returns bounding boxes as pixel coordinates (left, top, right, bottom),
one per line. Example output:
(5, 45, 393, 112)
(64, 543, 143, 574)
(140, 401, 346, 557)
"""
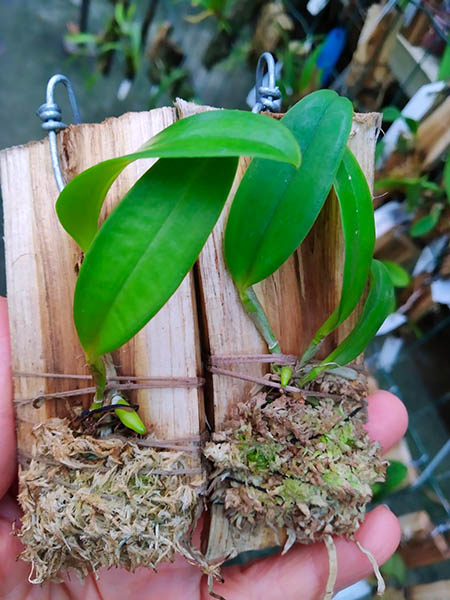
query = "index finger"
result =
(365, 390, 408, 453)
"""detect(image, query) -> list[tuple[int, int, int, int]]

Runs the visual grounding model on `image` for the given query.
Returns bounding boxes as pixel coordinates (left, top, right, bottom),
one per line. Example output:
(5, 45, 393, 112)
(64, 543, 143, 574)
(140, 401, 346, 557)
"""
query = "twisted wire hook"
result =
(36, 74, 82, 192)
(252, 52, 282, 114)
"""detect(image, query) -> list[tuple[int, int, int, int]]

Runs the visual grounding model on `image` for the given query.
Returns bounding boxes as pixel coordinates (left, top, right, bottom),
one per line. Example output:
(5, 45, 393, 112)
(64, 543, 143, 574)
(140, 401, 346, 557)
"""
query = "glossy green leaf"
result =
(381, 260, 411, 288)
(303, 148, 375, 360)
(303, 260, 394, 382)
(56, 109, 301, 252)
(225, 90, 353, 291)
(410, 205, 442, 237)
(74, 157, 238, 358)
(323, 259, 394, 364)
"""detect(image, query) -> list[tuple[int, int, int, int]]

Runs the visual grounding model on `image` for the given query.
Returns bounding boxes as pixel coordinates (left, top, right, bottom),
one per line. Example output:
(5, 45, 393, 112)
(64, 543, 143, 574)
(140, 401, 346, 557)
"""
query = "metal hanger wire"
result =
(36, 74, 82, 192)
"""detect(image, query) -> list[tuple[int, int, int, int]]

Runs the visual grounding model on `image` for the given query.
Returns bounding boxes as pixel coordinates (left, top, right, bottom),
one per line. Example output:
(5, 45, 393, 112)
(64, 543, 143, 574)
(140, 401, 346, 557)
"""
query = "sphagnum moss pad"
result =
(19, 419, 205, 583)
(204, 368, 387, 596)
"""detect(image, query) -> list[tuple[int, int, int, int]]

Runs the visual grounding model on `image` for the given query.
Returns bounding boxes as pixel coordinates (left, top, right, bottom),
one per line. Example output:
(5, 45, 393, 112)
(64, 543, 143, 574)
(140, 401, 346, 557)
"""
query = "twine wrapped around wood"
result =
(13, 372, 205, 408)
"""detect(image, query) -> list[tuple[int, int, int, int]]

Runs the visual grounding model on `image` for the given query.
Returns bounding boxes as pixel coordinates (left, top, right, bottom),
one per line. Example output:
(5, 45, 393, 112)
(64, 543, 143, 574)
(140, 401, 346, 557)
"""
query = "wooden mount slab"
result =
(0, 107, 204, 456)
(175, 100, 381, 559)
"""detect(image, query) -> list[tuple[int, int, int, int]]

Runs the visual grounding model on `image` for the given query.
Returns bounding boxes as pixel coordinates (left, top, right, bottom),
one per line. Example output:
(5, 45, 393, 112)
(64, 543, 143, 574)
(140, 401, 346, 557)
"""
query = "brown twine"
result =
(14, 355, 362, 484)
(13, 352, 355, 407)
(15, 371, 205, 383)
(207, 366, 342, 399)
(209, 353, 297, 366)
(108, 434, 205, 452)
(210, 354, 366, 372)
(15, 413, 207, 451)
(17, 451, 203, 476)
(13, 373, 205, 408)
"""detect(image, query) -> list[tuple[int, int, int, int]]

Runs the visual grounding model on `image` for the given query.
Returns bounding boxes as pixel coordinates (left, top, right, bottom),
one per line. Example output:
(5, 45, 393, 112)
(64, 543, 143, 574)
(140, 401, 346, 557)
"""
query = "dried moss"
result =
(18, 419, 205, 583)
(204, 369, 386, 548)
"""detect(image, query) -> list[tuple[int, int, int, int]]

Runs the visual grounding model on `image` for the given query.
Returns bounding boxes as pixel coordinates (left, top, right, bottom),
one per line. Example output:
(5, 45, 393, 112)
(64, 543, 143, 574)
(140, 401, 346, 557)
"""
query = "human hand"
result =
(0, 297, 408, 599)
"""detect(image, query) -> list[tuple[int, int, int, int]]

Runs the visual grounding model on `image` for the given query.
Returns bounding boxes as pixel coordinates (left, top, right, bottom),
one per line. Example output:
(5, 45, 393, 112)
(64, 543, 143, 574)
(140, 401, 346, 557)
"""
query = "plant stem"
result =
(240, 287, 281, 354)
(299, 335, 323, 366)
(88, 353, 146, 434)
(89, 354, 107, 410)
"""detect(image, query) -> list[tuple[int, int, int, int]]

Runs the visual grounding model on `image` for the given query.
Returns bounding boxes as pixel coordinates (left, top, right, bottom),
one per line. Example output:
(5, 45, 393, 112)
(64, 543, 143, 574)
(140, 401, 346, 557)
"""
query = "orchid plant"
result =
(56, 90, 394, 434)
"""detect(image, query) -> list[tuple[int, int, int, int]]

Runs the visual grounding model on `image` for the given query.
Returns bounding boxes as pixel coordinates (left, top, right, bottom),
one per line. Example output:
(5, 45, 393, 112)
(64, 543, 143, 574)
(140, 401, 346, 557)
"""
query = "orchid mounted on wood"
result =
(57, 109, 301, 432)
(56, 91, 394, 434)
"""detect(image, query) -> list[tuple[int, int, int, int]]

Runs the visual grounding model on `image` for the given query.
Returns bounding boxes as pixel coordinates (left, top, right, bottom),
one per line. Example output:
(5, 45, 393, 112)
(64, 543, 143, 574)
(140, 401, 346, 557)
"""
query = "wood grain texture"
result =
(345, 4, 401, 108)
(416, 95, 450, 169)
(1, 107, 204, 455)
(175, 100, 381, 559)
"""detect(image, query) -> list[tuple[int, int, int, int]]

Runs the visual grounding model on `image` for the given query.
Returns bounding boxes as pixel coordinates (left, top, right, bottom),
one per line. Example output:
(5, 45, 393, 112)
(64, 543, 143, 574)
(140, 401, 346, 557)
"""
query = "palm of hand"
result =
(0, 299, 408, 600)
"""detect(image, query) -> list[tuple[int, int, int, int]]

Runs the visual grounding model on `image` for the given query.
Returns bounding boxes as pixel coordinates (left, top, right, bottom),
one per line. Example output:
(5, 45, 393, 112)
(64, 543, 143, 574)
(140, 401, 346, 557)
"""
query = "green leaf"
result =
(438, 43, 450, 80)
(410, 205, 442, 237)
(324, 259, 394, 363)
(375, 176, 419, 190)
(382, 106, 403, 122)
(74, 157, 238, 358)
(379, 553, 407, 586)
(382, 106, 417, 133)
(405, 182, 422, 212)
(225, 90, 353, 291)
(302, 260, 394, 382)
(323, 259, 394, 364)
(420, 179, 443, 193)
(280, 366, 293, 387)
(381, 260, 411, 287)
(404, 117, 418, 135)
(298, 43, 324, 92)
(372, 460, 408, 503)
(304, 148, 375, 359)
(65, 32, 99, 45)
(375, 176, 442, 195)
(56, 109, 301, 252)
